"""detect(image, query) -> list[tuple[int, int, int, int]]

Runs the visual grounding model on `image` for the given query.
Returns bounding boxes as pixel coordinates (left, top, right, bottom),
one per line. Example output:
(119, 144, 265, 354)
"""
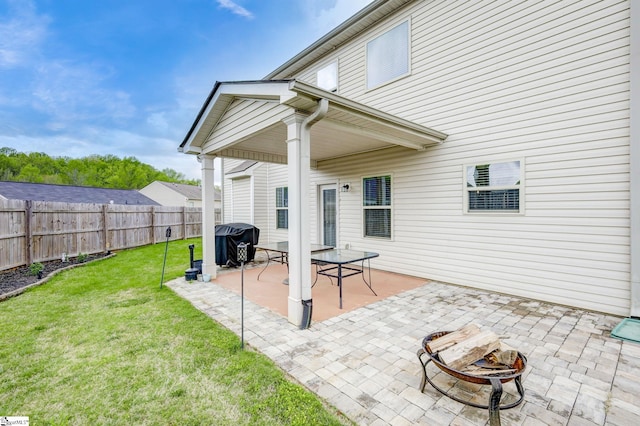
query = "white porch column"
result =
(199, 154, 217, 279)
(283, 99, 328, 326)
(283, 113, 312, 325)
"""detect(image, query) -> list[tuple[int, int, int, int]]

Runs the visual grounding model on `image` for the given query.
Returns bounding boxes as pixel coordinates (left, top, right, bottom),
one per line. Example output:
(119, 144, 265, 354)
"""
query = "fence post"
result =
(151, 206, 157, 245)
(102, 204, 109, 253)
(183, 207, 187, 240)
(25, 200, 33, 265)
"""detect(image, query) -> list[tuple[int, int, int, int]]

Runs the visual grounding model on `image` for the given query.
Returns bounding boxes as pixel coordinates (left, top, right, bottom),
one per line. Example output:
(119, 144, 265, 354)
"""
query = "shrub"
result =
(29, 262, 44, 276)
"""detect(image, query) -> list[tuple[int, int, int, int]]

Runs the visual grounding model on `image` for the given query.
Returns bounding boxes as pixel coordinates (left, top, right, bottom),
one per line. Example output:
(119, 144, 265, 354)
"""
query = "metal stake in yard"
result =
(160, 227, 171, 289)
(237, 242, 248, 349)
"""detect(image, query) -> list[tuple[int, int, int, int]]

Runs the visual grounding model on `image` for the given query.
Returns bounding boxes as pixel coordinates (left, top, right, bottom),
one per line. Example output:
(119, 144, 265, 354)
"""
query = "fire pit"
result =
(417, 331, 526, 426)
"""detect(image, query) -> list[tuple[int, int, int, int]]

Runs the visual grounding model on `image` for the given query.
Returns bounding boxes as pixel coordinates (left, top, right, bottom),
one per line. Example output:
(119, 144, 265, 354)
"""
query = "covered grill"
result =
(215, 223, 260, 267)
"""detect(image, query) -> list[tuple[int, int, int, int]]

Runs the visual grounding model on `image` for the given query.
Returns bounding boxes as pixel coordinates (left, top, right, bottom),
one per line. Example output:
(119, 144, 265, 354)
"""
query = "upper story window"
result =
(317, 61, 338, 92)
(363, 175, 392, 239)
(465, 161, 522, 213)
(276, 186, 288, 229)
(366, 20, 409, 89)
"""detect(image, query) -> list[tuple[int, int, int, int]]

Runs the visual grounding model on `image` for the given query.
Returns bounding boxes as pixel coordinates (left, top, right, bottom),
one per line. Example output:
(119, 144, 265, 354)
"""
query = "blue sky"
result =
(0, 0, 372, 181)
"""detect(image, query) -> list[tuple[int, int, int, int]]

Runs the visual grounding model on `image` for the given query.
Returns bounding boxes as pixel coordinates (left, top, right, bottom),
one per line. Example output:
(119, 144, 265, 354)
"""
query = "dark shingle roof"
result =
(0, 181, 160, 205)
(225, 160, 258, 175)
(156, 181, 202, 200)
(153, 181, 220, 200)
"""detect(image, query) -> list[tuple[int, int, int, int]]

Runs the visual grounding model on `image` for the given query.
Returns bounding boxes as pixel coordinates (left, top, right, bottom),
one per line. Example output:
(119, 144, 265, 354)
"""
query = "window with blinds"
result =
(363, 175, 392, 238)
(275, 187, 288, 229)
(465, 161, 521, 212)
(366, 20, 409, 89)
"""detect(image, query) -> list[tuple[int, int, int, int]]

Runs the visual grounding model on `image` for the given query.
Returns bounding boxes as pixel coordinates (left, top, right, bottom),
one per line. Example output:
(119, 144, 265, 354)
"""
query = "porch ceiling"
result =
(179, 80, 447, 166)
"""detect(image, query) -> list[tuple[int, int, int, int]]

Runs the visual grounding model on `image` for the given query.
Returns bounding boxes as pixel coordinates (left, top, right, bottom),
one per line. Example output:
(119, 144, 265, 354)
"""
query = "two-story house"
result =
(179, 0, 638, 325)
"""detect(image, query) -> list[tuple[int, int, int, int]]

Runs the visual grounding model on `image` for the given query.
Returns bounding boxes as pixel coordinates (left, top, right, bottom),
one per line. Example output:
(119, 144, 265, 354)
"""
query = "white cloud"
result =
(146, 112, 171, 133)
(0, 0, 48, 68)
(0, 1, 135, 131)
(31, 60, 136, 130)
(217, 0, 254, 19)
(304, 0, 374, 39)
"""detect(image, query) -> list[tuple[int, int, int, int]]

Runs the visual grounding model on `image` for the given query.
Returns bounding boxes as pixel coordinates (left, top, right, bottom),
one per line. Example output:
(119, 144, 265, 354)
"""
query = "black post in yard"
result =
(237, 242, 248, 349)
(160, 227, 171, 289)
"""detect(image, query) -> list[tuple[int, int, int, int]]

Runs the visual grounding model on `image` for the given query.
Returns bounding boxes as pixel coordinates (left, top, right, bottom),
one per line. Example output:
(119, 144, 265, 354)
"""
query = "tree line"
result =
(0, 147, 200, 190)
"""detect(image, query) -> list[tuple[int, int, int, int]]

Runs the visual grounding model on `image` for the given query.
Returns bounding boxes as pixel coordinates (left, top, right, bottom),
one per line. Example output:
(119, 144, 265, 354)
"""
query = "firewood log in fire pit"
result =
(427, 323, 519, 373)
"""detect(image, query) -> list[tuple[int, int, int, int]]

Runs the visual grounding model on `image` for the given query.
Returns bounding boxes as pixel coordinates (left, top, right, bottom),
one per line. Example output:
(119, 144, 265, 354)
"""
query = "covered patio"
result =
(210, 259, 427, 322)
(179, 79, 447, 326)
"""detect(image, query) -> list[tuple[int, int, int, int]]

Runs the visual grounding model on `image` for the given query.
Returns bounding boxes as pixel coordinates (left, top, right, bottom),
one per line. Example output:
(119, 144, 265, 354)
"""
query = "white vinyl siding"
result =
(206, 99, 291, 157)
(225, 1, 631, 315)
(222, 160, 276, 242)
(232, 177, 251, 223)
(252, 165, 269, 238)
(307, 1, 630, 316)
(222, 159, 240, 224)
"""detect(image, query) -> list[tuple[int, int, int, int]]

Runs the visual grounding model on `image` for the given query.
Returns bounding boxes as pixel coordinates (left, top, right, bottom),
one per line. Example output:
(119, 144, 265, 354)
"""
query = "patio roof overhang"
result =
(179, 80, 447, 166)
(180, 79, 447, 326)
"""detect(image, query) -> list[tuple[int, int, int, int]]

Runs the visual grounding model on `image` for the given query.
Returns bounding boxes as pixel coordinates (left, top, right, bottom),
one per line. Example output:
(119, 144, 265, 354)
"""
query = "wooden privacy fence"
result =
(0, 199, 204, 272)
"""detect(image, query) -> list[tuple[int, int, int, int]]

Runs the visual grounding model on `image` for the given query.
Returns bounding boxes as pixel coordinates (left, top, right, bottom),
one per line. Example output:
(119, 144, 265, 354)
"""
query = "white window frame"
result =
(366, 20, 410, 90)
(463, 159, 524, 214)
(316, 61, 338, 93)
(275, 186, 288, 229)
(362, 174, 393, 239)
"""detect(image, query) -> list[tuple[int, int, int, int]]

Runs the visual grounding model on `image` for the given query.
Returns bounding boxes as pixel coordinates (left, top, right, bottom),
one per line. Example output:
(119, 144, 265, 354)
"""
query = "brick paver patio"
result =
(168, 272, 640, 425)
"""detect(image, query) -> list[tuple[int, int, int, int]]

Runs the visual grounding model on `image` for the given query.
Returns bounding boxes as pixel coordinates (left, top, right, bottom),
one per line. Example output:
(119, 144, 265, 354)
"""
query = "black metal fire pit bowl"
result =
(417, 331, 526, 426)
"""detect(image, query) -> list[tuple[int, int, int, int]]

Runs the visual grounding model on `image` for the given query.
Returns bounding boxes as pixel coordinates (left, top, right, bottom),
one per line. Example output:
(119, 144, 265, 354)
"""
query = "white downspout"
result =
(630, 0, 639, 317)
(303, 98, 329, 131)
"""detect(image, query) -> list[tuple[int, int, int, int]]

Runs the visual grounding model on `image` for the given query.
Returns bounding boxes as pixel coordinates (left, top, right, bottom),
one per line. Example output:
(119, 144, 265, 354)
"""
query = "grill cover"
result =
(214, 223, 260, 267)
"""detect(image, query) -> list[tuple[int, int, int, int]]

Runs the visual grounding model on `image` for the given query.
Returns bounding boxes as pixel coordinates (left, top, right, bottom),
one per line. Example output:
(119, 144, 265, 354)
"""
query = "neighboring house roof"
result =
(0, 181, 160, 205)
(154, 181, 204, 200)
(225, 160, 258, 175)
(141, 181, 220, 200)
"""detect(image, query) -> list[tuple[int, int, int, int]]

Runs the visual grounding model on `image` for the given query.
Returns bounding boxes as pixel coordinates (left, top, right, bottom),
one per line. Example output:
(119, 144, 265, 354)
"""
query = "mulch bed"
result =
(0, 253, 112, 298)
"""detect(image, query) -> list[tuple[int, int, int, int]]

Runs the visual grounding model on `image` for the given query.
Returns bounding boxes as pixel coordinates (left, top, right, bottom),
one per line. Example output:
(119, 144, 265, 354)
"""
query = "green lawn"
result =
(0, 238, 350, 425)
